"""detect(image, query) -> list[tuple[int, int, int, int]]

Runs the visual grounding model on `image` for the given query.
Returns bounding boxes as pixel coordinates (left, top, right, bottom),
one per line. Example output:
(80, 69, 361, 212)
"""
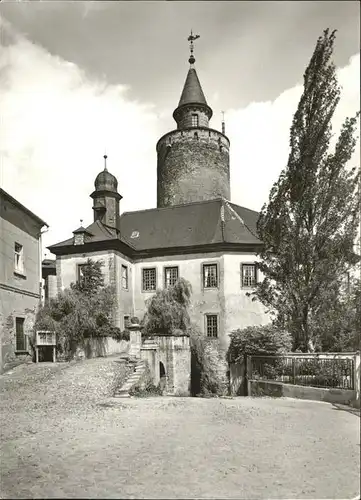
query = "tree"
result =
(227, 325, 293, 364)
(253, 29, 360, 351)
(142, 278, 192, 336)
(310, 278, 361, 352)
(71, 258, 104, 295)
(34, 259, 122, 360)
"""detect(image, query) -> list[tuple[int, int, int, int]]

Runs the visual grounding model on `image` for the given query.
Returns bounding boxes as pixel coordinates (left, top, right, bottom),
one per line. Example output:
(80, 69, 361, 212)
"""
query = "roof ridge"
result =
(224, 201, 260, 242)
(228, 201, 260, 216)
(121, 198, 223, 217)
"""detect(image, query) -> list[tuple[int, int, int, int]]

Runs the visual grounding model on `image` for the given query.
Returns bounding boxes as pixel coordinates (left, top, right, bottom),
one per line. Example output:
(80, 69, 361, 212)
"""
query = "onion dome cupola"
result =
(90, 155, 122, 230)
(94, 169, 118, 193)
(156, 32, 231, 208)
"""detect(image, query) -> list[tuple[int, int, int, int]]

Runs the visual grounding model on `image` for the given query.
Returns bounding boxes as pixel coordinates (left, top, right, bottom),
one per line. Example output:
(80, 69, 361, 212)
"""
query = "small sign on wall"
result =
(36, 330, 56, 346)
(35, 331, 57, 363)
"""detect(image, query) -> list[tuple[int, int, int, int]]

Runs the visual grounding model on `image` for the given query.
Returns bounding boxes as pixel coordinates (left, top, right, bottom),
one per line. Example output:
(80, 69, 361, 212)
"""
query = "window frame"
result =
(123, 315, 130, 330)
(77, 263, 90, 286)
(191, 114, 199, 127)
(14, 242, 24, 275)
(15, 317, 27, 352)
(205, 314, 219, 338)
(241, 263, 258, 288)
(142, 267, 157, 293)
(121, 264, 129, 290)
(164, 266, 179, 288)
(202, 262, 219, 289)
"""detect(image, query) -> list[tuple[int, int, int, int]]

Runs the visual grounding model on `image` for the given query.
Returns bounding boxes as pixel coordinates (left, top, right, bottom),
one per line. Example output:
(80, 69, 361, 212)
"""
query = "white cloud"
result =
(0, 20, 161, 255)
(1, 18, 359, 259)
(227, 53, 360, 212)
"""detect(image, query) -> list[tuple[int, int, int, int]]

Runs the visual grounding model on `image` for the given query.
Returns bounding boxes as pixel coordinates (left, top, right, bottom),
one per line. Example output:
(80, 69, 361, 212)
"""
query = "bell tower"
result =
(90, 155, 122, 230)
(156, 32, 231, 208)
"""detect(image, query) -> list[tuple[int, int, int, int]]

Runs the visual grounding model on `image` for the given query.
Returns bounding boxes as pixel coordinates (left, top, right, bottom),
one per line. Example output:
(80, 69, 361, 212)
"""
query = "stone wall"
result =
(76, 337, 129, 360)
(154, 335, 191, 396)
(0, 290, 36, 372)
(250, 379, 357, 406)
(157, 128, 230, 207)
(140, 340, 160, 386)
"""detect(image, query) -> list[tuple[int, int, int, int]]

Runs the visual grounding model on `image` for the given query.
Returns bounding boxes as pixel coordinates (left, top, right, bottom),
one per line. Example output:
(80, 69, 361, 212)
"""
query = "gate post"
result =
(244, 353, 252, 396)
(292, 357, 296, 385)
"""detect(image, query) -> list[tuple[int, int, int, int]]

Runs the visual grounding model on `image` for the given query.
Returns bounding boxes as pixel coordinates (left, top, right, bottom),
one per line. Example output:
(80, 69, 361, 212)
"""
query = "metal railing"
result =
(248, 354, 355, 390)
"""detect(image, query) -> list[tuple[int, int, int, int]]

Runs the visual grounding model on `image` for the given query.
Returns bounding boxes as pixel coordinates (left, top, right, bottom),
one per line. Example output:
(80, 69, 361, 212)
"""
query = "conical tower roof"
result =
(178, 67, 208, 107)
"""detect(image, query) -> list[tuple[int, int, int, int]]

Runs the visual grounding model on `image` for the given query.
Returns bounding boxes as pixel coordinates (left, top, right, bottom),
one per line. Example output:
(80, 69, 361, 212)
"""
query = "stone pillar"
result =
(140, 340, 160, 386)
(154, 335, 191, 396)
(128, 323, 142, 359)
(172, 335, 191, 396)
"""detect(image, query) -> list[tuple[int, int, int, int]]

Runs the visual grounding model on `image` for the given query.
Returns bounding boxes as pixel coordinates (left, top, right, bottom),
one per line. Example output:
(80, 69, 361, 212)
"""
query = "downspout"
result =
(38, 226, 49, 306)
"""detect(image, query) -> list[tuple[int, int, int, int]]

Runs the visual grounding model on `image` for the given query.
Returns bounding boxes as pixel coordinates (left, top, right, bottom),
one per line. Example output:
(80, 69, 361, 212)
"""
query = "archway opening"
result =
(160, 361, 166, 378)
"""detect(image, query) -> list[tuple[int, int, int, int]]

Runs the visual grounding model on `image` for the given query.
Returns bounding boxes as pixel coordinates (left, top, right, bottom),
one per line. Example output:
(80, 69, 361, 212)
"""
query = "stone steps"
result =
(113, 359, 146, 398)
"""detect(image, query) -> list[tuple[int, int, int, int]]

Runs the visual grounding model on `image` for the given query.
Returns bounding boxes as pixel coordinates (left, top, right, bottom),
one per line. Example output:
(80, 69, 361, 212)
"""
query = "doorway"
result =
(159, 361, 166, 392)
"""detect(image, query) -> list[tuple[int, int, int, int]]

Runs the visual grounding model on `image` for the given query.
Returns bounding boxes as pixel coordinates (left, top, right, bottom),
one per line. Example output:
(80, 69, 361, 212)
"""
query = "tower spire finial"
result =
(103, 153, 108, 171)
(187, 29, 200, 65)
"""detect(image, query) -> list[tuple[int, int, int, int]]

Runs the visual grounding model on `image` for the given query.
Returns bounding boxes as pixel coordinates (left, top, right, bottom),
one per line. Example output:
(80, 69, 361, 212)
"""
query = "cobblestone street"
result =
(0, 360, 360, 499)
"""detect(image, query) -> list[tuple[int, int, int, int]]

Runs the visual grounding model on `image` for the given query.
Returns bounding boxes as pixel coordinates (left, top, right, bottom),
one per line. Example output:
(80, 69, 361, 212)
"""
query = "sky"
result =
(0, 1, 360, 257)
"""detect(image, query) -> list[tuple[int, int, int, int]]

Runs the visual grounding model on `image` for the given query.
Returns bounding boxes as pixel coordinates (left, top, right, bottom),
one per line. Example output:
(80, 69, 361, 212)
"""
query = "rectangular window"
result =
(203, 263, 218, 288)
(122, 265, 128, 290)
(191, 114, 199, 127)
(14, 242, 24, 274)
(241, 263, 257, 287)
(164, 266, 179, 288)
(124, 315, 130, 329)
(206, 314, 218, 338)
(77, 263, 89, 286)
(16, 317, 26, 351)
(142, 268, 156, 292)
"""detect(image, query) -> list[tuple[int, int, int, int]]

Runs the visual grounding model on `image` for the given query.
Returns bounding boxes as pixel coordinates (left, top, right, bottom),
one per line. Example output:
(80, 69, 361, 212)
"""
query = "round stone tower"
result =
(156, 42, 230, 208)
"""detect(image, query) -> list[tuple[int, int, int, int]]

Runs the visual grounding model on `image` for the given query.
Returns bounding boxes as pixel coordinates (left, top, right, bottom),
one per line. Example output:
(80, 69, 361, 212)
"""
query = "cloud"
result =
(0, 19, 161, 254)
(227, 53, 360, 212)
(1, 16, 359, 259)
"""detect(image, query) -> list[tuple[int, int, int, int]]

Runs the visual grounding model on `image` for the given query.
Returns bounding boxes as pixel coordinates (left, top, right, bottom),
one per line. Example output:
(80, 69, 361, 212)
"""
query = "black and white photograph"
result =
(0, 1, 360, 499)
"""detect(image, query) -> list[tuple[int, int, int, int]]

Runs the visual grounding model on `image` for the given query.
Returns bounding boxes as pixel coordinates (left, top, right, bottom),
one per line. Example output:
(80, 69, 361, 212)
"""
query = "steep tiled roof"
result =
(178, 67, 208, 107)
(50, 220, 117, 248)
(48, 199, 261, 255)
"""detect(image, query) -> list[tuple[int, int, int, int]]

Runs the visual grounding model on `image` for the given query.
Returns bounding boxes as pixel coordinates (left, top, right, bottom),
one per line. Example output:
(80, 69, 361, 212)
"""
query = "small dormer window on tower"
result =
(191, 114, 199, 127)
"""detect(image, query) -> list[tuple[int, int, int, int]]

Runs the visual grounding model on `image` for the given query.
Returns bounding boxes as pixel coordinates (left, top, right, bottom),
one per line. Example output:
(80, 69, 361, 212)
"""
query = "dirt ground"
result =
(0, 358, 360, 499)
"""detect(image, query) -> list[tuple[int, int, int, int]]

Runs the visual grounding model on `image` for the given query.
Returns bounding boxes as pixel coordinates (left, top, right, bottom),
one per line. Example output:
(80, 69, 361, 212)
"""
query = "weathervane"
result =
(187, 29, 200, 65)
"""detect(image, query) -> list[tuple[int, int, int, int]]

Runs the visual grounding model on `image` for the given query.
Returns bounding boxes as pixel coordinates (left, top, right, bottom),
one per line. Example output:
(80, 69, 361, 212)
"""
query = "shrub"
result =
(111, 328, 130, 342)
(190, 325, 228, 397)
(227, 324, 292, 363)
(142, 278, 192, 336)
(129, 382, 163, 397)
(33, 259, 120, 360)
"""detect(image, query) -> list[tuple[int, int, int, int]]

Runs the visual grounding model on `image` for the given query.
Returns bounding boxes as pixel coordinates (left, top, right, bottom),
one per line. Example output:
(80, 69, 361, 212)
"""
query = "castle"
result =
(48, 37, 269, 349)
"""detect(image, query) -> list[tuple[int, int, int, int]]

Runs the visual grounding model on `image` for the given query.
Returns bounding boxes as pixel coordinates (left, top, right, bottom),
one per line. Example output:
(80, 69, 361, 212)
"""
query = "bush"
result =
(142, 278, 192, 336)
(111, 328, 130, 342)
(190, 326, 228, 397)
(227, 324, 292, 363)
(33, 259, 120, 360)
(129, 382, 163, 397)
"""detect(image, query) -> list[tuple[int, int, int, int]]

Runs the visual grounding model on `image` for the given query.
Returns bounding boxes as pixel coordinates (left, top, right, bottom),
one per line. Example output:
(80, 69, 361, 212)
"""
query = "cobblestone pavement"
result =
(0, 360, 360, 499)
